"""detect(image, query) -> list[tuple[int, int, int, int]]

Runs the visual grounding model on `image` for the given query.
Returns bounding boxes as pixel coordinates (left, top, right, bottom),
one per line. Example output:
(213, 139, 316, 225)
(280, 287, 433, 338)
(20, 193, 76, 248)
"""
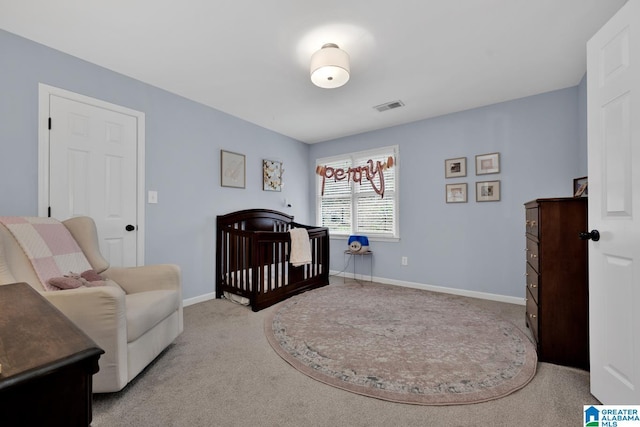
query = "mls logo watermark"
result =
(584, 405, 640, 426)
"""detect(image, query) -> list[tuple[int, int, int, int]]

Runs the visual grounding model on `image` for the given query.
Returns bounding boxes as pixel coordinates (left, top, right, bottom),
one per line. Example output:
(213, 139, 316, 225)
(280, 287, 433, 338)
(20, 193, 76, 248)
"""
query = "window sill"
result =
(330, 234, 400, 243)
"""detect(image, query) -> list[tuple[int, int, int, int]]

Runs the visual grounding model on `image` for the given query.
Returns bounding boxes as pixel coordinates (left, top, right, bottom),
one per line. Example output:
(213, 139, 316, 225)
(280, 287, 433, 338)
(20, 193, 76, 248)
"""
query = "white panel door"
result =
(587, 0, 640, 404)
(49, 94, 138, 267)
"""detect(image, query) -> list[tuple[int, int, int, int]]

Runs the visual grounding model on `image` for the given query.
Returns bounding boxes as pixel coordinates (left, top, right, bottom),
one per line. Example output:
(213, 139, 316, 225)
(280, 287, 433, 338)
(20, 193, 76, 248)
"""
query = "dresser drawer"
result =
(526, 288, 539, 343)
(525, 207, 539, 237)
(525, 262, 539, 303)
(525, 237, 539, 273)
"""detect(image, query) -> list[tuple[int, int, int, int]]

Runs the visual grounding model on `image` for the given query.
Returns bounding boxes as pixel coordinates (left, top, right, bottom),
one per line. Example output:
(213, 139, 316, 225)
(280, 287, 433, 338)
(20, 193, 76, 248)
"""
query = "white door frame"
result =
(38, 83, 146, 266)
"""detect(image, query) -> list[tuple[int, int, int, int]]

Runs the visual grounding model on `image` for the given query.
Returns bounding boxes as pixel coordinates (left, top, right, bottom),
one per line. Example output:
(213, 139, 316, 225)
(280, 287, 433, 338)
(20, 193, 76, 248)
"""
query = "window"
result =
(316, 145, 399, 240)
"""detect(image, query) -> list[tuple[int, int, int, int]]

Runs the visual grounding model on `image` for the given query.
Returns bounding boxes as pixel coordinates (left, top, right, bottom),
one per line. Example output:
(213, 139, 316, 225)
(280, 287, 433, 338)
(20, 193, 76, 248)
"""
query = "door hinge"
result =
(48, 117, 52, 130)
(47, 207, 51, 218)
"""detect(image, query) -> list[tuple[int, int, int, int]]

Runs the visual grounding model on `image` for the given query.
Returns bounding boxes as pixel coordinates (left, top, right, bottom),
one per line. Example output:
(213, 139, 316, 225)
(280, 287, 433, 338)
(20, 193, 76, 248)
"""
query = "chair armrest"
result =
(102, 264, 182, 295)
(43, 285, 129, 391)
(43, 285, 127, 344)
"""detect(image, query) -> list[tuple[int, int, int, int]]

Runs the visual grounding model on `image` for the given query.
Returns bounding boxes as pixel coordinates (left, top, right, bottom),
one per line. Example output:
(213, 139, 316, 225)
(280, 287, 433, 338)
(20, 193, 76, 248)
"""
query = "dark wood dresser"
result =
(524, 197, 589, 370)
(0, 283, 103, 426)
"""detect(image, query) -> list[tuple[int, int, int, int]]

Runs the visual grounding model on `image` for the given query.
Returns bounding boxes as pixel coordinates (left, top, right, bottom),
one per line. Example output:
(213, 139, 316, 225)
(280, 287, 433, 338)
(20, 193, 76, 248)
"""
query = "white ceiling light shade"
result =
(310, 43, 350, 89)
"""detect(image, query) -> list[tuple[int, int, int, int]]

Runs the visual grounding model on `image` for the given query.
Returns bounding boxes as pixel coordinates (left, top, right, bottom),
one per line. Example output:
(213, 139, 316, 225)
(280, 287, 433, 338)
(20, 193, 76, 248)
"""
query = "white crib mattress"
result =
(224, 265, 289, 293)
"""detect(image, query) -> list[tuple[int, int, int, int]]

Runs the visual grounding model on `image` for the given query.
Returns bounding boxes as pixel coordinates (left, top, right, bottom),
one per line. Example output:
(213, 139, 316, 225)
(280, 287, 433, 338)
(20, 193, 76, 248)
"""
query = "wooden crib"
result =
(216, 209, 330, 311)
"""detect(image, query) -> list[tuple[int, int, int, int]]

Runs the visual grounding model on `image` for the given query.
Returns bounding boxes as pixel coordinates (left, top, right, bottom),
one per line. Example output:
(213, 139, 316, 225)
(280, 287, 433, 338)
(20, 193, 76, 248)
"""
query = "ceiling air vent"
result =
(373, 100, 405, 112)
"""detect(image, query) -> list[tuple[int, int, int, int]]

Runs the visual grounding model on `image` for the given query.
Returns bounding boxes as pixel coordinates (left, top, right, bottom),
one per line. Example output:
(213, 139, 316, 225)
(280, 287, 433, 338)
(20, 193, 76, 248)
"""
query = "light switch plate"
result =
(148, 191, 158, 204)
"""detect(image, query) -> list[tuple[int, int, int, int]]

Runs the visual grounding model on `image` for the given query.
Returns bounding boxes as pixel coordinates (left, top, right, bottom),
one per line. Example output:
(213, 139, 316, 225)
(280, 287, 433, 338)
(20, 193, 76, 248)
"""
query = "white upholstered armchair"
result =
(0, 216, 183, 393)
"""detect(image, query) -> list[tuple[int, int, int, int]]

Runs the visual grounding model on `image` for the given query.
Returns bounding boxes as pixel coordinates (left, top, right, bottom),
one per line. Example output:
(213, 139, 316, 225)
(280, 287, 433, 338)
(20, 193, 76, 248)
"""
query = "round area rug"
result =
(265, 283, 537, 405)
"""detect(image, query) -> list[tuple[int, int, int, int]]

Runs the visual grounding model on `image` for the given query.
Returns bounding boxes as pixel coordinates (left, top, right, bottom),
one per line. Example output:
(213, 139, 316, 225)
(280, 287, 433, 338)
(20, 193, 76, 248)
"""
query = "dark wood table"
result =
(0, 283, 104, 426)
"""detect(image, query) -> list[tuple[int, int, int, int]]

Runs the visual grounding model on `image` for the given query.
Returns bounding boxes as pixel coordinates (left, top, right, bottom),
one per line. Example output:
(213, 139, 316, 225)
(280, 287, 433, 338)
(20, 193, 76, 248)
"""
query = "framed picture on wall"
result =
(475, 152, 500, 175)
(263, 159, 283, 191)
(220, 150, 246, 188)
(446, 183, 468, 203)
(476, 180, 501, 202)
(573, 176, 588, 197)
(445, 157, 467, 178)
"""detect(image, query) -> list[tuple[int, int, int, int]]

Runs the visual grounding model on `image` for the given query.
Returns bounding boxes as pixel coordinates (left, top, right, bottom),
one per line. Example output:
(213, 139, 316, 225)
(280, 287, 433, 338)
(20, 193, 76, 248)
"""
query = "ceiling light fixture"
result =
(310, 43, 350, 89)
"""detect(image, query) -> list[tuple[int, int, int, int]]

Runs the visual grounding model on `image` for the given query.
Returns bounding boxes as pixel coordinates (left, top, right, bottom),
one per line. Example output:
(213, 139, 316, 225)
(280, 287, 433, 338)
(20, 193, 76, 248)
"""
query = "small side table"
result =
(0, 283, 104, 426)
(344, 250, 373, 283)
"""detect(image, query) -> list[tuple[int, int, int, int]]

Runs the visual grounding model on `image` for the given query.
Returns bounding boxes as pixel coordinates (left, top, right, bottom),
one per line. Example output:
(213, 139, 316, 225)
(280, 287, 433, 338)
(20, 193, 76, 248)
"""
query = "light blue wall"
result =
(577, 73, 588, 176)
(1, 28, 588, 302)
(309, 86, 583, 299)
(0, 29, 310, 300)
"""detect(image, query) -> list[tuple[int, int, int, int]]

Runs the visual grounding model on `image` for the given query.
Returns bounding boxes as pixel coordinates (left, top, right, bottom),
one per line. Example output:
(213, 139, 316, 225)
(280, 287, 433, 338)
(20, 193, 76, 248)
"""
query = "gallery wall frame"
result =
(475, 152, 500, 175)
(446, 183, 468, 203)
(476, 180, 501, 202)
(220, 150, 246, 188)
(263, 159, 283, 191)
(445, 157, 467, 178)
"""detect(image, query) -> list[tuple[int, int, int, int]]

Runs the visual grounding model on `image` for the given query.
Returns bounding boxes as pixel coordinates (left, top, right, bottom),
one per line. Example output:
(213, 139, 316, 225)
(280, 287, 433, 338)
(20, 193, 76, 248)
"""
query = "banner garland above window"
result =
(315, 156, 395, 198)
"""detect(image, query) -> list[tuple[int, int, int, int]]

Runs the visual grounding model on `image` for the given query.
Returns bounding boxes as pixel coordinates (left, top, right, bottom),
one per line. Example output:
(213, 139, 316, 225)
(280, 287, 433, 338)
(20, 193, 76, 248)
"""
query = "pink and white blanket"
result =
(289, 227, 312, 267)
(0, 216, 92, 291)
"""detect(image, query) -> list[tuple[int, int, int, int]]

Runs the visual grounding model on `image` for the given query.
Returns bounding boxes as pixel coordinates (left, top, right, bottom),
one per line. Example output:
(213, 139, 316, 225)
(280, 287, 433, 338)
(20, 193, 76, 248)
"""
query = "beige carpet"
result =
(265, 282, 537, 405)
(92, 279, 599, 426)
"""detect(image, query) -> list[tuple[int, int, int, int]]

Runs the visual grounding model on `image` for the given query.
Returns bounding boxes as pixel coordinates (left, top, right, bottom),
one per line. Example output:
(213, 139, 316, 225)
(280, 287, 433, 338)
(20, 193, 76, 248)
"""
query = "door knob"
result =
(125, 224, 136, 232)
(579, 229, 600, 241)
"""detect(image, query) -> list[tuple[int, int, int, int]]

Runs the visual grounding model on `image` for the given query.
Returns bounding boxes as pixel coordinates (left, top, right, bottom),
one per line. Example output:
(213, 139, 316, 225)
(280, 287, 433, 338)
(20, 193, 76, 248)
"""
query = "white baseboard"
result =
(183, 291, 216, 307)
(185, 275, 526, 308)
(331, 270, 525, 306)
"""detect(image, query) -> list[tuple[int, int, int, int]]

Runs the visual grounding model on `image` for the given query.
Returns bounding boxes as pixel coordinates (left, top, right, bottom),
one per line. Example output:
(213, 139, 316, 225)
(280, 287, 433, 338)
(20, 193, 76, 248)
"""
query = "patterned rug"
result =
(265, 283, 537, 405)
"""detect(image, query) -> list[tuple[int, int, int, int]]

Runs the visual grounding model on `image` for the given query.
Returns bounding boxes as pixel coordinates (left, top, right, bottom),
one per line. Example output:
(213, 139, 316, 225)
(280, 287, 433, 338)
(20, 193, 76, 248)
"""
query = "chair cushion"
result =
(125, 290, 180, 342)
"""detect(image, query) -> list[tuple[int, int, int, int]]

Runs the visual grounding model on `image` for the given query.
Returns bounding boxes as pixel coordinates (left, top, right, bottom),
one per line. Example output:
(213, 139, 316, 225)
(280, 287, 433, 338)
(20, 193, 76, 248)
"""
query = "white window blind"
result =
(316, 146, 399, 239)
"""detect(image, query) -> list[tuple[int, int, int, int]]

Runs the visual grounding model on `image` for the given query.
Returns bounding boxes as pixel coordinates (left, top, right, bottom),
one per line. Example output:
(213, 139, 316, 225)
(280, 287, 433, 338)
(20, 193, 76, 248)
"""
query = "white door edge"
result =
(38, 83, 146, 266)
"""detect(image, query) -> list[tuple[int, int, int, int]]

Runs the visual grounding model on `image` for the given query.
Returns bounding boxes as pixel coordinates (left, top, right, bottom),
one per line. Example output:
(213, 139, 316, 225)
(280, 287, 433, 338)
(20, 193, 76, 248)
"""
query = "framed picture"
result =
(445, 157, 467, 178)
(475, 152, 500, 175)
(573, 176, 588, 197)
(476, 180, 501, 202)
(220, 150, 246, 188)
(446, 183, 468, 203)
(263, 159, 283, 191)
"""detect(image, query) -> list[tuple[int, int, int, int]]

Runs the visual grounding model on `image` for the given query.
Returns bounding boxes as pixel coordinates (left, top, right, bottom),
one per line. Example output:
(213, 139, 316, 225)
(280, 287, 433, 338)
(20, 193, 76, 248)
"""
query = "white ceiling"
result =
(0, 0, 627, 143)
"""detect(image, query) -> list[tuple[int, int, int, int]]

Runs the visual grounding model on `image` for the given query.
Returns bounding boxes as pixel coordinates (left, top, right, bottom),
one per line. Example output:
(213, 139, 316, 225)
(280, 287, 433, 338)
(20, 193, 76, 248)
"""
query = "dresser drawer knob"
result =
(529, 313, 537, 319)
(529, 283, 538, 289)
(530, 253, 537, 259)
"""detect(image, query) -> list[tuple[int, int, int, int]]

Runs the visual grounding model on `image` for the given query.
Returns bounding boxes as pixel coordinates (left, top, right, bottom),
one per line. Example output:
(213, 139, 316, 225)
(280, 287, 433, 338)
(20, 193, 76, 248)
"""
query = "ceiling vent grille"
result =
(373, 100, 405, 112)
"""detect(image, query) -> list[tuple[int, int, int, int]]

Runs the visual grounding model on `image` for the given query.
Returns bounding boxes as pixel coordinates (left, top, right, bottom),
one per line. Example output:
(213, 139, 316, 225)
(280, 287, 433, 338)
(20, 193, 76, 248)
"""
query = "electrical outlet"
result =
(401, 256, 408, 266)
